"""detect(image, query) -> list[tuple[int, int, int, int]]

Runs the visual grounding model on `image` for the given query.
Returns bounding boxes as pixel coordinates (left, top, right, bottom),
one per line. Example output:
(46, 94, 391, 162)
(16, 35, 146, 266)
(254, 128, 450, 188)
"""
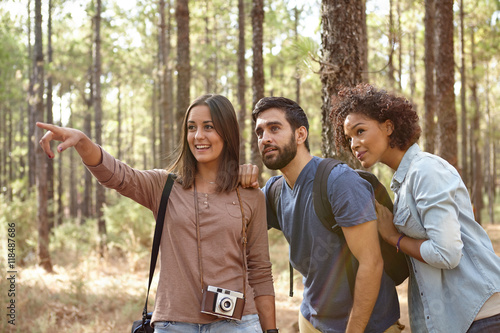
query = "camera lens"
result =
(219, 297, 234, 312)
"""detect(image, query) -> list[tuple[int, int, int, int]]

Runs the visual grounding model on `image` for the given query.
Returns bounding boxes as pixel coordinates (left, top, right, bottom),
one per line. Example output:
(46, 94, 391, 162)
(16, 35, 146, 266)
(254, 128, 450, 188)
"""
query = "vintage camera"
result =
(201, 285, 245, 320)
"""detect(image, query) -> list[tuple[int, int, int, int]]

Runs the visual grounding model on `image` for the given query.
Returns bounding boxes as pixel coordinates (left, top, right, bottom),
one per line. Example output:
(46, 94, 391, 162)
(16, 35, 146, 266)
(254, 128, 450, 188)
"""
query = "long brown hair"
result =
(168, 94, 240, 192)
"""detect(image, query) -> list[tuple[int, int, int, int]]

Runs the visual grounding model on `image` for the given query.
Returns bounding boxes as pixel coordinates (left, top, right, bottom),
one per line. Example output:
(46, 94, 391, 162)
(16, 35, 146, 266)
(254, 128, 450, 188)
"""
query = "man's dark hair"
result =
(252, 96, 310, 152)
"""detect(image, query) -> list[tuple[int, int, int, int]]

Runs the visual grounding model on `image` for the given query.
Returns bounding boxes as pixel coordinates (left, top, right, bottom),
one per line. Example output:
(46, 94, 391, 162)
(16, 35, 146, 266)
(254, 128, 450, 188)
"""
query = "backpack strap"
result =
(313, 158, 355, 296)
(313, 158, 344, 235)
(267, 176, 284, 225)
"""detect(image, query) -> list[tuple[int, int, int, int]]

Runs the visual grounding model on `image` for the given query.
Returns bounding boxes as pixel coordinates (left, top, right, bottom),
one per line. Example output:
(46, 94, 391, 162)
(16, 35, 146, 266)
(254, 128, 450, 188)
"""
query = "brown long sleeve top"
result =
(85, 148, 274, 325)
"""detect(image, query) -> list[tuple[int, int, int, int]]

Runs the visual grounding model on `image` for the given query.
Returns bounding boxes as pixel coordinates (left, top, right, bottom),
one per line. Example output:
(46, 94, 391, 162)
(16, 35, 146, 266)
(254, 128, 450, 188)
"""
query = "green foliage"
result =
(103, 195, 155, 256)
(50, 218, 96, 265)
(0, 194, 37, 266)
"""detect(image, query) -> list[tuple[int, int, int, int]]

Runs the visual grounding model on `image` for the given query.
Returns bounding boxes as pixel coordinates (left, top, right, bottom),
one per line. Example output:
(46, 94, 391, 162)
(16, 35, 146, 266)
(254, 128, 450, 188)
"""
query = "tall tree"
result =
(159, 0, 173, 163)
(470, 28, 483, 223)
(92, 0, 107, 256)
(424, 0, 436, 154)
(33, 0, 53, 273)
(459, 0, 468, 186)
(387, 0, 396, 89)
(435, 0, 457, 167)
(320, 0, 363, 166)
(251, 0, 264, 183)
(46, 0, 54, 230)
(237, 0, 247, 164)
(176, 0, 190, 133)
(424, 0, 436, 153)
(28, 0, 36, 188)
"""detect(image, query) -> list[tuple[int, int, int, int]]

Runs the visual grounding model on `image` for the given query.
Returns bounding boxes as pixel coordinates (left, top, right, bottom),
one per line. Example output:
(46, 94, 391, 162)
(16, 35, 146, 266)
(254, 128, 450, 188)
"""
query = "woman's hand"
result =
(375, 201, 400, 246)
(37, 122, 102, 166)
(37, 122, 85, 158)
(238, 164, 260, 188)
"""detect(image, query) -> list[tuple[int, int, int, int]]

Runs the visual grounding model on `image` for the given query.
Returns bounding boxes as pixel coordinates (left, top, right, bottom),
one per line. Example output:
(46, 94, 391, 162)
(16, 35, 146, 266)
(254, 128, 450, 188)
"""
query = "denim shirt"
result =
(391, 144, 500, 333)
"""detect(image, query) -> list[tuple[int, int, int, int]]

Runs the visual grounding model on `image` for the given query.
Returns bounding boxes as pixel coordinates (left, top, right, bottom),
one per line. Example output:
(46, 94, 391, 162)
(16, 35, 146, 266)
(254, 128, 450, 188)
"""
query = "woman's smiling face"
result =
(187, 105, 224, 169)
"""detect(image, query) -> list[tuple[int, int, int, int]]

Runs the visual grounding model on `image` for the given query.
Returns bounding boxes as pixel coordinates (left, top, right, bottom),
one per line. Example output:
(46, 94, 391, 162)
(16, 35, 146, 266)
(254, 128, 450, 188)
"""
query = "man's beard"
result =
(261, 134, 297, 170)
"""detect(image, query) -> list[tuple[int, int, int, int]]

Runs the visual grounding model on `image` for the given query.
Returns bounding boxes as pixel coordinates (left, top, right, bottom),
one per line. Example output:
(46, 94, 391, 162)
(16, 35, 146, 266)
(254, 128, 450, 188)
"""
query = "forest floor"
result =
(3, 224, 500, 333)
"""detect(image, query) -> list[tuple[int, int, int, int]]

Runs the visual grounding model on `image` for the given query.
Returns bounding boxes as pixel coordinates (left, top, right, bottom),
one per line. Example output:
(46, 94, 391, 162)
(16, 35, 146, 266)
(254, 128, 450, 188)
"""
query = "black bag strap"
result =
(142, 174, 175, 324)
(312, 158, 355, 296)
(312, 158, 344, 234)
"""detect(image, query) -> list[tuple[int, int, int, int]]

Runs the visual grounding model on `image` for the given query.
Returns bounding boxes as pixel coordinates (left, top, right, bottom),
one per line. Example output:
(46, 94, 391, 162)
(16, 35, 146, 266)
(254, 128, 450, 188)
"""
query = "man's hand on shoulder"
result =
(239, 164, 260, 188)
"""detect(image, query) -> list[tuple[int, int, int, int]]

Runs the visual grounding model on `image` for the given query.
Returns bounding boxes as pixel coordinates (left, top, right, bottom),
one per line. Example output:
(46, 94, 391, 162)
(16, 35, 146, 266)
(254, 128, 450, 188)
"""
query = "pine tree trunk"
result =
(459, 0, 468, 187)
(320, 0, 363, 167)
(28, 0, 36, 188)
(237, 0, 247, 164)
(93, 0, 107, 256)
(159, 0, 173, 163)
(435, 0, 457, 167)
(388, 0, 395, 89)
(117, 84, 122, 160)
(175, 0, 190, 134)
(46, 0, 54, 231)
(470, 29, 483, 223)
(424, 0, 436, 154)
(485, 66, 494, 224)
(251, 0, 264, 184)
(34, 0, 53, 273)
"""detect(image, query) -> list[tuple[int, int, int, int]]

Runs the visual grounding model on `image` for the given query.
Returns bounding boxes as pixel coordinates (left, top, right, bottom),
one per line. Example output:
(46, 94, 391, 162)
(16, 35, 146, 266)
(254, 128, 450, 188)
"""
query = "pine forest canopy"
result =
(0, 0, 499, 270)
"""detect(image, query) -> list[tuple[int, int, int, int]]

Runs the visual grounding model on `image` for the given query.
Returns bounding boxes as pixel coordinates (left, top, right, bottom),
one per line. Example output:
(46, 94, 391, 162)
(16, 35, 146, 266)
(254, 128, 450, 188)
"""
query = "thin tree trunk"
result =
(435, 0, 457, 167)
(388, 0, 395, 89)
(57, 89, 64, 227)
(175, 0, 190, 134)
(485, 65, 494, 224)
(470, 28, 483, 224)
(117, 84, 122, 160)
(396, 0, 402, 90)
(251, 0, 264, 184)
(204, 0, 212, 93)
(28, 0, 36, 188)
(159, 0, 172, 163)
(424, 0, 436, 154)
(459, 0, 468, 186)
(237, 0, 247, 164)
(46, 0, 54, 231)
(93, 0, 107, 256)
(409, 31, 416, 99)
(34, 0, 53, 273)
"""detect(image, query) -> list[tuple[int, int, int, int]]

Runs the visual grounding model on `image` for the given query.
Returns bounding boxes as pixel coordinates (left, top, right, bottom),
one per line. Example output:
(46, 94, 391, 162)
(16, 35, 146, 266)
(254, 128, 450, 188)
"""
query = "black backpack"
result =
(266, 158, 409, 296)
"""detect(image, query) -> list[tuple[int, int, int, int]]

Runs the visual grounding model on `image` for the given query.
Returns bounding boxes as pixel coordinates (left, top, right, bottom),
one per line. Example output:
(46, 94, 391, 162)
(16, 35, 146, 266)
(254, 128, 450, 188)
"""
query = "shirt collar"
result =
(391, 143, 421, 191)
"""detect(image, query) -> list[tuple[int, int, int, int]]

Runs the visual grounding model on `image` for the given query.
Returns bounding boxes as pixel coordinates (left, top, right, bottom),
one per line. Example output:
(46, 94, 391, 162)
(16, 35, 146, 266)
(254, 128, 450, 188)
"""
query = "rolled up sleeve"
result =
(413, 158, 464, 269)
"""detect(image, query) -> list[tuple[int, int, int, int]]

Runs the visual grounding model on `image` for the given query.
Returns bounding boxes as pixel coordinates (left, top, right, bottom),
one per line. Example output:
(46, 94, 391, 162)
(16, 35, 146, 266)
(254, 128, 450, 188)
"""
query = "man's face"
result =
(255, 108, 298, 170)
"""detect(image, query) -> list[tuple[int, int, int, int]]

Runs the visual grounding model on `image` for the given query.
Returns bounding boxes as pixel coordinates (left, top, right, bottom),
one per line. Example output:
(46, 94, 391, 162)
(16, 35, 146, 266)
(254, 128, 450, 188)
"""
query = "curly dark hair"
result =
(330, 83, 421, 152)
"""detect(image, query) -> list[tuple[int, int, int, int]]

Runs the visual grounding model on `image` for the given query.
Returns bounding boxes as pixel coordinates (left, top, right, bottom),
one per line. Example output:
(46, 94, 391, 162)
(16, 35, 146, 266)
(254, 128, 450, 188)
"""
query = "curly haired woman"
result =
(331, 83, 500, 333)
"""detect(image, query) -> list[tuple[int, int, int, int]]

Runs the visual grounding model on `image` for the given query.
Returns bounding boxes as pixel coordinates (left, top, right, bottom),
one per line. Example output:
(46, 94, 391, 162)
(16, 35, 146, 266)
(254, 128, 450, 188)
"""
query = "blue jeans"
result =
(467, 313, 500, 333)
(153, 314, 261, 333)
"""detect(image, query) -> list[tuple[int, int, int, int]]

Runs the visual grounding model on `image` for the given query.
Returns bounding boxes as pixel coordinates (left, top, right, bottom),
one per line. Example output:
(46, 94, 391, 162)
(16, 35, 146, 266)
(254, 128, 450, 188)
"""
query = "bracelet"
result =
(264, 329, 279, 333)
(396, 234, 406, 253)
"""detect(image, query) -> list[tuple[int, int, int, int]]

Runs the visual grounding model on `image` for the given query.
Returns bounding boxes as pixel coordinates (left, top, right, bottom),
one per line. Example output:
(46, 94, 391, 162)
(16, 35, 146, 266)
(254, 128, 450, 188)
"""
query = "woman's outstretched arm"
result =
(37, 122, 102, 166)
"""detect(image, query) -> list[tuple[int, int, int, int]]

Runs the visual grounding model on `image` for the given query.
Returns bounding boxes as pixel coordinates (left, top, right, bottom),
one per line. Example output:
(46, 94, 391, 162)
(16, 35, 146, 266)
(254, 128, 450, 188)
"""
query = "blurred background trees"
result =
(1, 0, 499, 270)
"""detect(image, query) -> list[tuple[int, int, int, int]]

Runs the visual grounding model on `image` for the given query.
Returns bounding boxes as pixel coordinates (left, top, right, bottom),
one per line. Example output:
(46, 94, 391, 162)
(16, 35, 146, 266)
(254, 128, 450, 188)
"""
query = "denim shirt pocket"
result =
(393, 205, 426, 239)
(394, 205, 411, 227)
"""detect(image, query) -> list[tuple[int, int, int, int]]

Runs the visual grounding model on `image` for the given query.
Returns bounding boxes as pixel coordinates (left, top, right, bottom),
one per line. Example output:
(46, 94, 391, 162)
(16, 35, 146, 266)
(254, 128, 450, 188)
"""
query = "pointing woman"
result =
(38, 94, 278, 333)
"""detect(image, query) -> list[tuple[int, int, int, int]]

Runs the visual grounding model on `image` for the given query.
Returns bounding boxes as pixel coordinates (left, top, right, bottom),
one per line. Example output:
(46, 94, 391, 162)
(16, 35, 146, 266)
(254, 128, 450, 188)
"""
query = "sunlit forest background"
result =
(1, 0, 500, 332)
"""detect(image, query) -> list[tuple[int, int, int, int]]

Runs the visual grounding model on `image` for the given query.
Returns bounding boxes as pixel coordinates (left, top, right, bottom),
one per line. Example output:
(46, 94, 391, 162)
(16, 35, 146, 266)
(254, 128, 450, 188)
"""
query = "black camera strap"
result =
(141, 174, 175, 324)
